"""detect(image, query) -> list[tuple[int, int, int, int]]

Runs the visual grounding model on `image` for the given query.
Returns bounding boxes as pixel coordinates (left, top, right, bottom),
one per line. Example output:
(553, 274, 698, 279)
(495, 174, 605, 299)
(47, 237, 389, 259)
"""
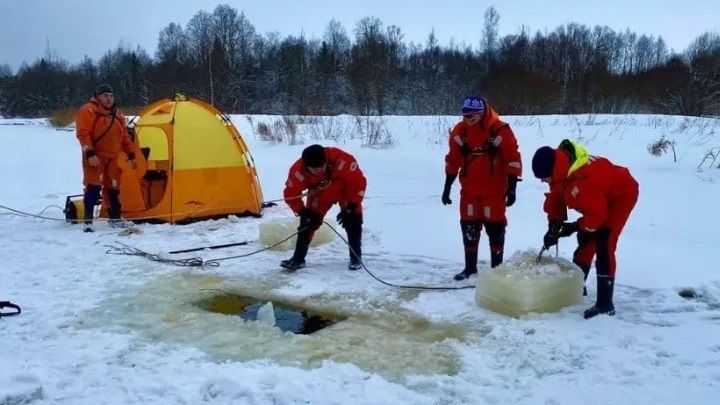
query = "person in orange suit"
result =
(281, 144, 367, 271)
(443, 96, 522, 280)
(532, 140, 639, 319)
(75, 84, 136, 232)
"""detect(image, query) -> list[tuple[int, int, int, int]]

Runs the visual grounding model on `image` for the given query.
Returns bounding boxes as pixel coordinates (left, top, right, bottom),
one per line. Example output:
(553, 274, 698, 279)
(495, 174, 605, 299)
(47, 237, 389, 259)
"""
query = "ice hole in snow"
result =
(82, 273, 469, 381)
(259, 217, 336, 251)
(198, 294, 341, 335)
(475, 250, 585, 317)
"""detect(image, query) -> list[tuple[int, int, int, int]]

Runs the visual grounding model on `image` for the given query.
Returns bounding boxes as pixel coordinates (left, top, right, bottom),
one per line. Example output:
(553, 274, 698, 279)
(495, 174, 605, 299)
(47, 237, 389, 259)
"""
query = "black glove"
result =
(336, 202, 357, 228)
(505, 176, 519, 207)
(558, 221, 579, 238)
(543, 220, 561, 248)
(484, 137, 499, 154)
(441, 174, 456, 205)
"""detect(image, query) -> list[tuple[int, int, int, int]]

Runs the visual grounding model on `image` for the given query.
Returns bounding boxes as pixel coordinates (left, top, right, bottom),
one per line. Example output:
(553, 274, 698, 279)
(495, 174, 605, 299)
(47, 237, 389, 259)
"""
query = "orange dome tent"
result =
(115, 95, 264, 223)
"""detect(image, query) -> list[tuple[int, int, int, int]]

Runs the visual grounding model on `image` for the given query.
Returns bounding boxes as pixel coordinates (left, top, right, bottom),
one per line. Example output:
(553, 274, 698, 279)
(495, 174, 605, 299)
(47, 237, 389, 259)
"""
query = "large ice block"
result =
(475, 250, 584, 317)
(258, 217, 336, 250)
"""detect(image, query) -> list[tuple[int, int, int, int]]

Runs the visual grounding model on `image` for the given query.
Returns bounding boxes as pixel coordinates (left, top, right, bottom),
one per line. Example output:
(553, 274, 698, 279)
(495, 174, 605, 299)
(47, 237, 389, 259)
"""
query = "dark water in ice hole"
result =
(198, 294, 343, 335)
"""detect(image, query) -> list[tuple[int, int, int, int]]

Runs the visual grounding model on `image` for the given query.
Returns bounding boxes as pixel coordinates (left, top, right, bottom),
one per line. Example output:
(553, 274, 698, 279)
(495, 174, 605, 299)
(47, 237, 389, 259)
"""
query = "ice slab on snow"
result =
(475, 250, 584, 317)
(259, 217, 335, 250)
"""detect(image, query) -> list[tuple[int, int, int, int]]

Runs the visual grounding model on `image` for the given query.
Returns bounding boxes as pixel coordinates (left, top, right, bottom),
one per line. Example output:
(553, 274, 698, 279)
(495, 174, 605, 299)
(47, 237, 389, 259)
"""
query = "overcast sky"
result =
(1, 0, 719, 71)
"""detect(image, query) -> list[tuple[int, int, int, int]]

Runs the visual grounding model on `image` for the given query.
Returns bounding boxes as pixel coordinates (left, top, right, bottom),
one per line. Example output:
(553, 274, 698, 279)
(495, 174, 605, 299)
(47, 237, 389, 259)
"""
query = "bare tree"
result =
(654, 37, 668, 66)
(185, 11, 214, 67)
(212, 4, 240, 66)
(235, 12, 257, 68)
(156, 23, 189, 64)
(317, 19, 352, 114)
(324, 19, 351, 57)
(185, 11, 215, 101)
(635, 35, 654, 72)
(481, 6, 500, 54)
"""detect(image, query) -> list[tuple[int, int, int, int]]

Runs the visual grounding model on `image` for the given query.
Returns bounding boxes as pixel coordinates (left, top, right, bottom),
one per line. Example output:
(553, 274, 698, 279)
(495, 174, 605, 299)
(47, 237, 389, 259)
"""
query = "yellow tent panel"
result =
(116, 96, 264, 223)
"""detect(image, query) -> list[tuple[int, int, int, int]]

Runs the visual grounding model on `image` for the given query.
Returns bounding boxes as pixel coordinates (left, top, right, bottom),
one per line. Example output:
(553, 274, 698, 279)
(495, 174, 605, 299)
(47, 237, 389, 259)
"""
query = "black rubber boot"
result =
(280, 258, 306, 271)
(107, 189, 122, 220)
(291, 229, 312, 262)
(345, 212, 363, 270)
(584, 276, 615, 319)
(485, 221, 506, 268)
(585, 228, 615, 318)
(454, 249, 478, 280)
(454, 220, 481, 281)
(83, 184, 101, 232)
(282, 218, 316, 271)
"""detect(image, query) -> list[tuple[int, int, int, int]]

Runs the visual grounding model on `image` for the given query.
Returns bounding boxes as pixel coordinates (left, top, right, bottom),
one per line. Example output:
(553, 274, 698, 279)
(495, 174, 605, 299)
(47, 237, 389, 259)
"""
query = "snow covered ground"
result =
(2, 113, 720, 404)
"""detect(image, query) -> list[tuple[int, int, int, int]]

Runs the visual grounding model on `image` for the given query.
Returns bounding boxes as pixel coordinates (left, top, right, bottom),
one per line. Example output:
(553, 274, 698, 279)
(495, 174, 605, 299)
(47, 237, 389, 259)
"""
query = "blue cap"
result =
(461, 96, 485, 114)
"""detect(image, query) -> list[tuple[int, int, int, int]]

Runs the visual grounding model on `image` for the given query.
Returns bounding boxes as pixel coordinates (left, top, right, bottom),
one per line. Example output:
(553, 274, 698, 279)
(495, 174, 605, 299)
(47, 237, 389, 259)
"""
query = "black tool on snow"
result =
(0, 301, 21, 317)
(169, 241, 252, 254)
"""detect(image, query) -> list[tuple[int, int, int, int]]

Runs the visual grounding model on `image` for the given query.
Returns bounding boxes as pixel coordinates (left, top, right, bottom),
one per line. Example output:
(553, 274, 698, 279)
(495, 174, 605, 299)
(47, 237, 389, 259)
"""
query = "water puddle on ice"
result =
(83, 272, 468, 381)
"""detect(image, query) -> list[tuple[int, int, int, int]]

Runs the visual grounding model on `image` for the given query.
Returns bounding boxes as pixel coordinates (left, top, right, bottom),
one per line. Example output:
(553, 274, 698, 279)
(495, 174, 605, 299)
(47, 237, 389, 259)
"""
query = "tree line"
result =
(0, 5, 718, 118)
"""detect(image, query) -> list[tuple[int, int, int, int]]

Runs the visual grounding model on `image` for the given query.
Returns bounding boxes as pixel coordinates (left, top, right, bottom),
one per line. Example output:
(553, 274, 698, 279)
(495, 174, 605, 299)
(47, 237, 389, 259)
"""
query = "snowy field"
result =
(2, 113, 720, 404)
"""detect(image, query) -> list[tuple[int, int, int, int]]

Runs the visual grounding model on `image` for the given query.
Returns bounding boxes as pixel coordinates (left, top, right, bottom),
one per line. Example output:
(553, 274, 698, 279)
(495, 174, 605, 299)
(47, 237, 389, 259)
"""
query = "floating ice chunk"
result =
(256, 301, 276, 327)
(259, 217, 336, 250)
(475, 250, 584, 317)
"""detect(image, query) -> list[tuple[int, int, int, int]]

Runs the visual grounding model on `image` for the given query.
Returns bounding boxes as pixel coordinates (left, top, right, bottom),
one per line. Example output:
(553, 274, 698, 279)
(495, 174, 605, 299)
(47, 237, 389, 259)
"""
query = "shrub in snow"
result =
(648, 136, 677, 162)
(697, 146, 720, 171)
(49, 108, 76, 129)
(256, 117, 301, 144)
(281, 115, 299, 143)
(354, 116, 393, 148)
(256, 121, 278, 142)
